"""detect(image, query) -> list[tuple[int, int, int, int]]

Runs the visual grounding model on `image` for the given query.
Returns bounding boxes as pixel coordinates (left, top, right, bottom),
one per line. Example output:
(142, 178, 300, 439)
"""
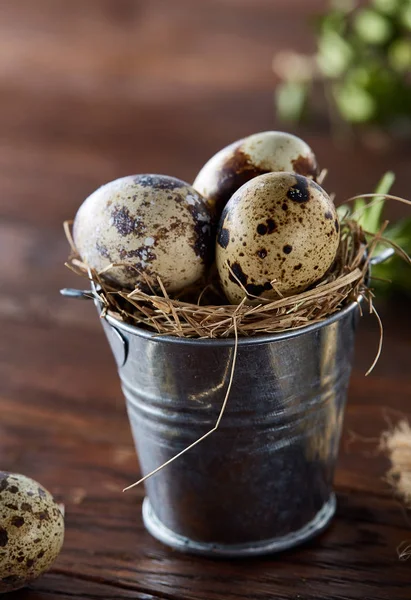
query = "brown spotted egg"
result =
(73, 174, 212, 293)
(193, 131, 318, 219)
(216, 172, 340, 304)
(0, 472, 64, 593)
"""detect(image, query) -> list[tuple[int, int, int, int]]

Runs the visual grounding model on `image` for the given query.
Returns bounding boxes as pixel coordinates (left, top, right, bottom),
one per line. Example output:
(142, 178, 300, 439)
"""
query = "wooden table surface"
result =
(1, 1, 411, 598)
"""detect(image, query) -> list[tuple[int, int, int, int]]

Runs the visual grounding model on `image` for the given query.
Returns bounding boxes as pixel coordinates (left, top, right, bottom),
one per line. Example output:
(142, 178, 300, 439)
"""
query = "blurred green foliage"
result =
(337, 172, 411, 297)
(275, 0, 411, 128)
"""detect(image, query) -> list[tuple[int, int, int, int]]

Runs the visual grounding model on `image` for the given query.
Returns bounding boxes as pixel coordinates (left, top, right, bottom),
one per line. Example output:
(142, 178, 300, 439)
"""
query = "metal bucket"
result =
(98, 300, 360, 557)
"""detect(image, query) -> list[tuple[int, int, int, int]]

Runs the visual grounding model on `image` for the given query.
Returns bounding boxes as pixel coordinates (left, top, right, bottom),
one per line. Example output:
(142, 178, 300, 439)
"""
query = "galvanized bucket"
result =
(97, 300, 359, 557)
(61, 248, 391, 557)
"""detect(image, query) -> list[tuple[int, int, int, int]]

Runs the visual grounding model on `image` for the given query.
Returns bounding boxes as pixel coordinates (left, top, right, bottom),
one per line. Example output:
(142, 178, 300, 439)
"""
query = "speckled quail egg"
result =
(216, 172, 340, 304)
(73, 174, 212, 293)
(193, 131, 318, 219)
(0, 472, 64, 594)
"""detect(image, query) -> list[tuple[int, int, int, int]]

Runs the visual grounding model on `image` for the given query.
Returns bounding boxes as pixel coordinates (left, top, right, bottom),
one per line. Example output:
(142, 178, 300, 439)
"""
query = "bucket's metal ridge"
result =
(99, 300, 360, 557)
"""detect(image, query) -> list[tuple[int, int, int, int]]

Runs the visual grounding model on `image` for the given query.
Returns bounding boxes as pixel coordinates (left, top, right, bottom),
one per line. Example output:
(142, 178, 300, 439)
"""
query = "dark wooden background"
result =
(1, 1, 411, 598)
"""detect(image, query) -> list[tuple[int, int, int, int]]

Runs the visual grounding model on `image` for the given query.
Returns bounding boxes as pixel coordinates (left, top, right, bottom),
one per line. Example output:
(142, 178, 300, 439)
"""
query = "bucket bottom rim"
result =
(142, 494, 336, 558)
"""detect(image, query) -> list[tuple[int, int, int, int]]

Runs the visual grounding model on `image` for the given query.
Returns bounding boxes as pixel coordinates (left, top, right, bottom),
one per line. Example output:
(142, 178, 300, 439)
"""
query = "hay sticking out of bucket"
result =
(66, 218, 379, 339)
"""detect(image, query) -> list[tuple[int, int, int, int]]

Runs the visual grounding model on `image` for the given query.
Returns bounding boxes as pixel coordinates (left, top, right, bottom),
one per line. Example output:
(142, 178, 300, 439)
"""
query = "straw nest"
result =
(64, 217, 383, 339)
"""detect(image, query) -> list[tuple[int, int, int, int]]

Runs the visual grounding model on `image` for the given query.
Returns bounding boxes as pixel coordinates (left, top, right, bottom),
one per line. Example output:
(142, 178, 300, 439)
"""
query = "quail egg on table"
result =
(216, 172, 340, 305)
(193, 131, 319, 219)
(0, 472, 64, 594)
(73, 174, 212, 293)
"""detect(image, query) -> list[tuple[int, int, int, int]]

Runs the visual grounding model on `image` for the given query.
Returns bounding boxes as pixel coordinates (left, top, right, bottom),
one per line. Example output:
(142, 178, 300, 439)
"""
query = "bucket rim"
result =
(104, 296, 361, 347)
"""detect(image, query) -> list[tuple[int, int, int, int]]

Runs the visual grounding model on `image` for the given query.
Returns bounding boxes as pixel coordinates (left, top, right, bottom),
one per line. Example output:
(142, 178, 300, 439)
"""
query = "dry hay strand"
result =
(123, 318, 240, 492)
(65, 218, 378, 339)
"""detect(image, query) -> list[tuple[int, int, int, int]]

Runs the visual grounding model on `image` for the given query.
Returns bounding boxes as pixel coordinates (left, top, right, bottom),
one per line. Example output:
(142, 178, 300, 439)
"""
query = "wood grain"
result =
(0, 1, 410, 598)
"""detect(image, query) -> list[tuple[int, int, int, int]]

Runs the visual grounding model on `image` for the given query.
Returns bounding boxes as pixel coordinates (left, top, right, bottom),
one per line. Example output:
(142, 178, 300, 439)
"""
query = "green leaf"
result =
(371, 219, 411, 294)
(365, 170, 395, 234)
(369, 179, 411, 295)
(347, 172, 394, 247)
(389, 39, 411, 72)
(275, 82, 308, 123)
(333, 83, 376, 122)
(353, 8, 393, 44)
(371, 256, 408, 296)
(401, 4, 411, 30)
(318, 10, 349, 35)
(384, 217, 411, 249)
(352, 197, 367, 227)
(345, 66, 373, 87)
(337, 204, 352, 220)
(331, 0, 357, 12)
(372, 0, 400, 15)
(317, 31, 353, 77)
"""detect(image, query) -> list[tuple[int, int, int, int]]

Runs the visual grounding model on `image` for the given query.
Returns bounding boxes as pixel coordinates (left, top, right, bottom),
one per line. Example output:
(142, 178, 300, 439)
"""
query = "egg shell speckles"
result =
(73, 174, 212, 293)
(193, 131, 318, 219)
(0, 472, 64, 594)
(216, 172, 340, 305)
